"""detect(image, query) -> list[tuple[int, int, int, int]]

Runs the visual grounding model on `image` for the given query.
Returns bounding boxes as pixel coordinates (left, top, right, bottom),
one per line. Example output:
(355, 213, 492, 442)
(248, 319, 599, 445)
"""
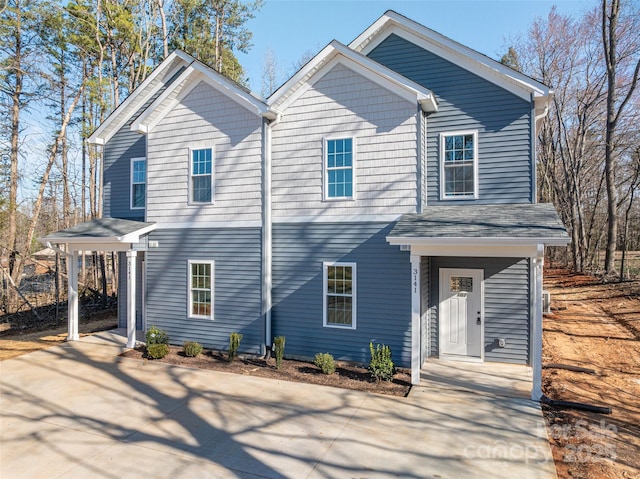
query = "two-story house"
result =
(44, 11, 569, 400)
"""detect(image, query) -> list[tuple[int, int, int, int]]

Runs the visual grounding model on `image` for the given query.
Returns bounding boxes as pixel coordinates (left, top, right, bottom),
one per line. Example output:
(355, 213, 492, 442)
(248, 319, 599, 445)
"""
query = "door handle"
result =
(477, 312, 481, 325)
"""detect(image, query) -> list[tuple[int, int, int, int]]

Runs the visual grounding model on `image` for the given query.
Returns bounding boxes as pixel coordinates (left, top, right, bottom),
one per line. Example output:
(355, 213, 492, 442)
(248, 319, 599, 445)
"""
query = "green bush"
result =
(314, 352, 336, 375)
(368, 342, 395, 382)
(147, 343, 169, 359)
(228, 332, 243, 362)
(146, 325, 169, 346)
(273, 336, 286, 369)
(183, 341, 203, 357)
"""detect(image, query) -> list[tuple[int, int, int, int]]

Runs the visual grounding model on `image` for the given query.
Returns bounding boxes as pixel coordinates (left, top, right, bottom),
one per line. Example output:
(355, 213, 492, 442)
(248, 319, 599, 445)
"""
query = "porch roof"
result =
(41, 218, 156, 250)
(387, 203, 569, 246)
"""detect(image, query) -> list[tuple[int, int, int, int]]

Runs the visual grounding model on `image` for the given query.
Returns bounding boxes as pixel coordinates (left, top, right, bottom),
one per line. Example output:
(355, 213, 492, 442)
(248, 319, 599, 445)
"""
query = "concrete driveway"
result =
(0, 330, 557, 478)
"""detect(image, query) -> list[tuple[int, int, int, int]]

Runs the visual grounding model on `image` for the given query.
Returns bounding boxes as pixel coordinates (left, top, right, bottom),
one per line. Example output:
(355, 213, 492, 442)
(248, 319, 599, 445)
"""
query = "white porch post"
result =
(410, 254, 421, 385)
(126, 249, 137, 348)
(67, 249, 79, 341)
(531, 244, 544, 401)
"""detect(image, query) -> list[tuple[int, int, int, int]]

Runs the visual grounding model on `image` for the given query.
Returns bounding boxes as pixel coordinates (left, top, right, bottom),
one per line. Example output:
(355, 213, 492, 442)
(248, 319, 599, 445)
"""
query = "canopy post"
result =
(67, 250, 79, 341)
(126, 249, 137, 348)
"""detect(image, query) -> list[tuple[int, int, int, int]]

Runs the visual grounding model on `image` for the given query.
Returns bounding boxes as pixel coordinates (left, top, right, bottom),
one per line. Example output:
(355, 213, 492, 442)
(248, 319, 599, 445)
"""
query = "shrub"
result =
(314, 352, 336, 375)
(228, 332, 243, 362)
(273, 336, 285, 369)
(183, 341, 203, 357)
(368, 342, 395, 382)
(147, 343, 169, 359)
(146, 325, 169, 346)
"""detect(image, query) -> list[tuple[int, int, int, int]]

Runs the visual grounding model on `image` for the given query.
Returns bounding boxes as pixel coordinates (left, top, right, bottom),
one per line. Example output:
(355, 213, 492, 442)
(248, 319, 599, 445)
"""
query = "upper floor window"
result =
(131, 157, 146, 209)
(191, 147, 213, 203)
(440, 131, 478, 199)
(188, 260, 214, 319)
(325, 138, 354, 200)
(323, 262, 357, 329)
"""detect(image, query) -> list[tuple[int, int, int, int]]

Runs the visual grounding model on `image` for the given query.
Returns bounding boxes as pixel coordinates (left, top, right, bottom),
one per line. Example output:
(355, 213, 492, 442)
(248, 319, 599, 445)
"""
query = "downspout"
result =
(262, 112, 281, 358)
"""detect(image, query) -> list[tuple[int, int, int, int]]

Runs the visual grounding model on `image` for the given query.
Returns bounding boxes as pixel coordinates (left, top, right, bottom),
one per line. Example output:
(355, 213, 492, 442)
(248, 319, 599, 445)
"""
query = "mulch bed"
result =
(120, 345, 412, 397)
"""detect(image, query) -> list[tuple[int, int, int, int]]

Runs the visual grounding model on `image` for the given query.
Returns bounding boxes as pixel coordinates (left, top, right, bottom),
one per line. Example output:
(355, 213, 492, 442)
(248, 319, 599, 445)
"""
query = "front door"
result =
(439, 268, 483, 359)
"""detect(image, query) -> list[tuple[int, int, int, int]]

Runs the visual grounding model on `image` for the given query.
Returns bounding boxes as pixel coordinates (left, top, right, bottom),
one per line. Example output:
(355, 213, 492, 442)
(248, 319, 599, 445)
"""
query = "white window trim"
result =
(323, 136, 357, 201)
(130, 157, 146, 210)
(439, 130, 479, 200)
(323, 261, 357, 330)
(188, 145, 215, 205)
(188, 259, 215, 320)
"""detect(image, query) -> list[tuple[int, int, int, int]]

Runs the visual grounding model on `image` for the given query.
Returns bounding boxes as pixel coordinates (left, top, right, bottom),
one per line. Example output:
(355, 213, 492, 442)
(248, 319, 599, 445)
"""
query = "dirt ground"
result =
(542, 268, 640, 479)
(120, 346, 412, 397)
(0, 316, 117, 361)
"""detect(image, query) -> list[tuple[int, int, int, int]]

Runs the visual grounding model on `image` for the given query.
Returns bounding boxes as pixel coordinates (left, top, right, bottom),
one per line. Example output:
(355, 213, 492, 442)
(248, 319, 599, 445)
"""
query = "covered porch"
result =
(387, 204, 570, 400)
(41, 218, 156, 349)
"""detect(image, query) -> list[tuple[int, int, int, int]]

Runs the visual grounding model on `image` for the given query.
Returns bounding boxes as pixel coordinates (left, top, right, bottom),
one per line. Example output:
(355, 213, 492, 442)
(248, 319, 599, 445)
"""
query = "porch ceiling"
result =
(387, 203, 570, 247)
(40, 217, 156, 251)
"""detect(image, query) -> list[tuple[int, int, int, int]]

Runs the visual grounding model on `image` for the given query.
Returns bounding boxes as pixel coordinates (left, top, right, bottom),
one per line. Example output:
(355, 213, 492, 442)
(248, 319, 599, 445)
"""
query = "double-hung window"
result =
(441, 131, 478, 199)
(190, 147, 213, 203)
(130, 157, 146, 209)
(188, 260, 214, 319)
(325, 138, 354, 199)
(323, 262, 356, 329)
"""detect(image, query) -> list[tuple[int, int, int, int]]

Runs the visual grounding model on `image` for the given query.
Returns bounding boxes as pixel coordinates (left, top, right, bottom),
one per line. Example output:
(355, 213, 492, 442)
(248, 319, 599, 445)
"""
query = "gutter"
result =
(262, 111, 281, 357)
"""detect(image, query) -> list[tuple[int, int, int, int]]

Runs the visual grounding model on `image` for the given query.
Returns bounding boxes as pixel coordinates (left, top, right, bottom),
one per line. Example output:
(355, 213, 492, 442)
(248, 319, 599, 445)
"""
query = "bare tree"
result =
(601, 0, 640, 274)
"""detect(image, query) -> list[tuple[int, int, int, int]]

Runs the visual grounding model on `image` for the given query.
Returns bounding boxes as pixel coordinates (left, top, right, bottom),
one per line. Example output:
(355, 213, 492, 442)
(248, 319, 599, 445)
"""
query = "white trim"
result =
(88, 51, 193, 144)
(132, 62, 275, 135)
(531, 244, 544, 401)
(274, 214, 402, 224)
(350, 11, 551, 103)
(323, 261, 357, 330)
(269, 40, 437, 114)
(410, 255, 421, 385)
(438, 268, 484, 361)
(130, 157, 147, 210)
(439, 130, 478, 200)
(323, 136, 357, 201)
(188, 145, 215, 205)
(44, 224, 157, 248)
(126, 250, 138, 348)
(155, 220, 262, 229)
(188, 259, 215, 320)
(387, 237, 569, 248)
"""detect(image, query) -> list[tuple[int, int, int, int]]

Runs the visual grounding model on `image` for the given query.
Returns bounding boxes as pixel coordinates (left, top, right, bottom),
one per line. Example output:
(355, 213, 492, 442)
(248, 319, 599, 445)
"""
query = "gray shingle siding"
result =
(429, 256, 530, 364)
(272, 222, 412, 367)
(368, 34, 533, 205)
(143, 227, 263, 354)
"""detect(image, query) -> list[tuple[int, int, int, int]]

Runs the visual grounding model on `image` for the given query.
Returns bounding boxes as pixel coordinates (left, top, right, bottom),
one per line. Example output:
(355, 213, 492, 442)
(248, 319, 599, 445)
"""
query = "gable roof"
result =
(268, 40, 438, 114)
(350, 10, 552, 108)
(41, 218, 156, 246)
(87, 51, 194, 145)
(132, 55, 277, 135)
(387, 204, 569, 246)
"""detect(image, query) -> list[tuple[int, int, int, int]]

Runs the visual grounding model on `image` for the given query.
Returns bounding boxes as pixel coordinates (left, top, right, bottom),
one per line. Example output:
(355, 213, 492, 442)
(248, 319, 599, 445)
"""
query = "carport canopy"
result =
(386, 203, 570, 400)
(41, 218, 156, 348)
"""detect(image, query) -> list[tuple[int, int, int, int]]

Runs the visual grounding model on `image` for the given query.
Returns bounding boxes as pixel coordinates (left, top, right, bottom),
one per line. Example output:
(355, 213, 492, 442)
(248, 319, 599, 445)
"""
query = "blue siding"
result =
(103, 67, 185, 220)
(272, 222, 412, 367)
(144, 227, 264, 354)
(368, 34, 533, 205)
(429, 257, 530, 364)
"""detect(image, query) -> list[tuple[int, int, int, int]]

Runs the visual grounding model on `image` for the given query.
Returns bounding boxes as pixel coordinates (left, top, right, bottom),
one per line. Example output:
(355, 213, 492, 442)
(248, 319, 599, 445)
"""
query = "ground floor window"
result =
(323, 262, 356, 329)
(188, 260, 214, 319)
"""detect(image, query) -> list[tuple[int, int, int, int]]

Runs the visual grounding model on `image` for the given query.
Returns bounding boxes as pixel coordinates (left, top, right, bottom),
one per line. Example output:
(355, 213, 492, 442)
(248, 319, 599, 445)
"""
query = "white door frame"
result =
(438, 268, 484, 362)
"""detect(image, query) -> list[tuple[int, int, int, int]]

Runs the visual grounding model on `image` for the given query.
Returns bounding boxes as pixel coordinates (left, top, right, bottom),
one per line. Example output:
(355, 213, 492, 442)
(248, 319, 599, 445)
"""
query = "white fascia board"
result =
(88, 51, 192, 144)
(386, 236, 570, 247)
(133, 63, 273, 134)
(351, 11, 551, 102)
(270, 40, 437, 114)
(408, 243, 540, 259)
(131, 65, 197, 134)
(42, 224, 157, 247)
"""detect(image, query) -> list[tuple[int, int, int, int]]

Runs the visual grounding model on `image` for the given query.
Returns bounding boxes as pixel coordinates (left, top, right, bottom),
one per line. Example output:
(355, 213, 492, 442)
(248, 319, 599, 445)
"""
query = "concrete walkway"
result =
(0, 330, 557, 478)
